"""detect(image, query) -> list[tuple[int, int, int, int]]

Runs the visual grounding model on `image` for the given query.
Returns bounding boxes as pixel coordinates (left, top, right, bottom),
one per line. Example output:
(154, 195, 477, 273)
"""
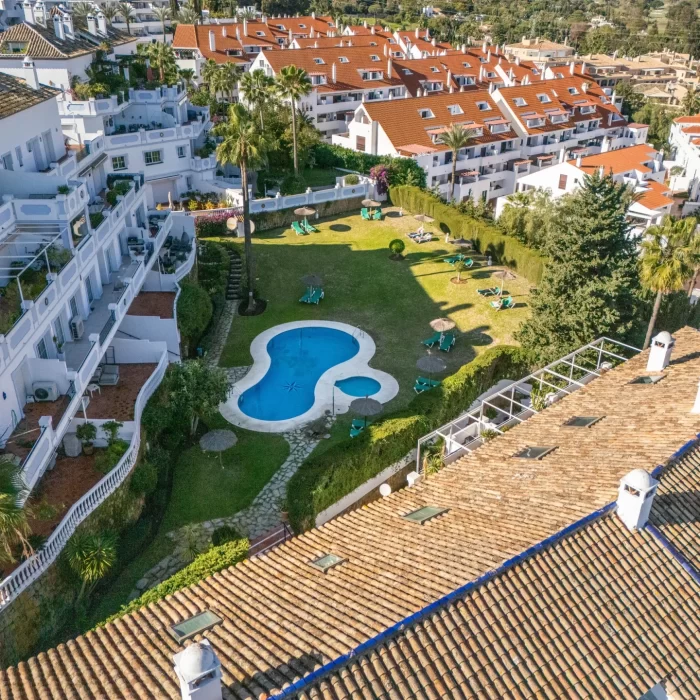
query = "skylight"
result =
(403, 68, 412, 74)
(629, 375, 665, 385)
(403, 506, 449, 524)
(256, 31, 265, 36)
(476, 101, 491, 111)
(448, 104, 464, 115)
(314, 57, 325, 64)
(563, 416, 603, 428)
(339, 56, 349, 63)
(514, 97, 527, 106)
(514, 446, 556, 460)
(431, 66, 440, 73)
(568, 87, 579, 95)
(462, 62, 471, 68)
(537, 94, 551, 103)
(418, 108, 435, 119)
(310, 553, 345, 572)
(169, 611, 222, 644)
(370, 54, 380, 61)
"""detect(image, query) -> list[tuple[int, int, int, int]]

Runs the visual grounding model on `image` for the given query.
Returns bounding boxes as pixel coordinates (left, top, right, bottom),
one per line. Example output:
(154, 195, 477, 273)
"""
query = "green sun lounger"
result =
(372, 209, 382, 220)
(310, 288, 324, 304)
(292, 221, 308, 235)
(302, 220, 318, 233)
(414, 376, 441, 393)
(477, 286, 500, 297)
(444, 253, 464, 265)
(439, 332, 455, 352)
(422, 331, 441, 347)
(500, 296, 515, 310)
(299, 289, 312, 303)
(361, 208, 371, 220)
(350, 418, 366, 438)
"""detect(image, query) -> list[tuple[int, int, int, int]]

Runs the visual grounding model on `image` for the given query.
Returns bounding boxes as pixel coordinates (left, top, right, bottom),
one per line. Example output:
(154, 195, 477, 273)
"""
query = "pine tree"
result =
(517, 171, 640, 364)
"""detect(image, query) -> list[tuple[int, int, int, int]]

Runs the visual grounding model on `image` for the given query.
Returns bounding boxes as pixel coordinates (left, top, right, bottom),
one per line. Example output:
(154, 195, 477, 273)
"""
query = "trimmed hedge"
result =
(389, 186, 547, 285)
(287, 346, 528, 532)
(101, 538, 249, 625)
(251, 196, 365, 231)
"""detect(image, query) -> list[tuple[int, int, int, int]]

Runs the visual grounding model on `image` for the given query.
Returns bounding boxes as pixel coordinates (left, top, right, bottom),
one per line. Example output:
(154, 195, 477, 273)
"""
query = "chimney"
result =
(617, 469, 658, 531)
(479, 65, 484, 81)
(243, 17, 247, 36)
(209, 30, 216, 51)
(173, 640, 223, 700)
(237, 26, 241, 41)
(22, 0, 34, 24)
(487, 49, 491, 62)
(22, 56, 39, 90)
(364, 20, 368, 28)
(461, 44, 466, 54)
(515, 56, 520, 65)
(383, 43, 387, 56)
(387, 56, 392, 76)
(86, 13, 97, 35)
(576, 154, 583, 167)
(425, 27, 430, 39)
(647, 331, 674, 372)
(97, 11, 107, 35)
(570, 60, 575, 75)
(311, 11, 315, 18)
(431, 37, 436, 47)
(371, 25, 375, 34)
(288, 28, 292, 42)
(482, 40, 487, 53)
(263, 15, 268, 23)
(222, 26, 226, 36)
(63, 13, 74, 38)
(446, 68, 451, 85)
(415, 27, 419, 39)
(53, 13, 65, 40)
(310, 27, 315, 38)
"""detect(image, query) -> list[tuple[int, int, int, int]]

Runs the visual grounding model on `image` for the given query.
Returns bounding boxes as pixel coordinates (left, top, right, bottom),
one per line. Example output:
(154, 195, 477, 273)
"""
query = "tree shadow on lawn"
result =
(462, 325, 493, 347)
(329, 224, 352, 232)
(470, 270, 495, 280)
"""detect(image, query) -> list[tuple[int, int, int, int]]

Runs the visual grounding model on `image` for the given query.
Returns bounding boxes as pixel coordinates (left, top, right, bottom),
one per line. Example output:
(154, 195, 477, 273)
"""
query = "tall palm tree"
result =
(275, 65, 312, 176)
(66, 531, 117, 602)
(116, 1, 135, 34)
(72, 2, 94, 21)
(213, 62, 240, 103)
(178, 67, 195, 89)
(682, 86, 700, 117)
(147, 41, 176, 82)
(214, 104, 269, 313)
(152, 5, 171, 42)
(169, 0, 179, 19)
(201, 58, 219, 95)
(440, 123, 478, 202)
(0, 459, 31, 565)
(640, 215, 699, 349)
(101, 3, 119, 25)
(176, 6, 198, 24)
(240, 69, 276, 130)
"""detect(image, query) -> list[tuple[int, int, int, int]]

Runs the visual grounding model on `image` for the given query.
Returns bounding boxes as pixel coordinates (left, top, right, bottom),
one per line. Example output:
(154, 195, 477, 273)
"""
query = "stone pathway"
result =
(205, 300, 237, 368)
(129, 423, 324, 599)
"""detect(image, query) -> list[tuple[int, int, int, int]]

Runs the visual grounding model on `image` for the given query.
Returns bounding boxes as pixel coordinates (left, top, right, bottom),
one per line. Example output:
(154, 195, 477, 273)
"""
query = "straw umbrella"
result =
(301, 273, 323, 296)
(362, 198, 381, 215)
(294, 206, 316, 229)
(199, 429, 238, 469)
(417, 353, 446, 383)
(430, 317, 456, 341)
(350, 397, 383, 428)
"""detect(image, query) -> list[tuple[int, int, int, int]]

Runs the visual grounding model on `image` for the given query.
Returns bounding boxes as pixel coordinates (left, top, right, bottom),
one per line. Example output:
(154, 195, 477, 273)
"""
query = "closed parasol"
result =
(199, 429, 238, 469)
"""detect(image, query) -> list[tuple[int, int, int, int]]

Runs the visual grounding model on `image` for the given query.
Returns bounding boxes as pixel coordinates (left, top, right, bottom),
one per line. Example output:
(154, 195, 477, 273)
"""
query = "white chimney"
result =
(331, 62, 336, 82)
(53, 13, 65, 39)
(22, 56, 39, 90)
(64, 13, 74, 38)
(371, 25, 375, 34)
(482, 40, 487, 53)
(576, 154, 583, 167)
(570, 60, 575, 75)
(486, 49, 491, 62)
(86, 13, 97, 35)
(310, 27, 315, 38)
(446, 68, 451, 85)
(515, 56, 521, 65)
(425, 27, 430, 39)
(647, 331, 674, 372)
(311, 11, 315, 18)
(23, 0, 34, 24)
(237, 26, 241, 41)
(222, 26, 226, 37)
(173, 640, 223, 700)
(387, 56, 392, 76)
(431, 37, 436, 47)
(461, 44, 466, 54)
(415, 27, 419, 38)
(617, 469, 658, 531)
(243, 17, 247, 36)
(97, 11, 107, 35)
(209, 30, 216, 51)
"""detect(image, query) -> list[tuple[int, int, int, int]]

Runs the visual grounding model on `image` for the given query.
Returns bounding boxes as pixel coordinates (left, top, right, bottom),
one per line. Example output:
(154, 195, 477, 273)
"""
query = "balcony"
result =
(57, 93, 126, 118)
(190, 155, 217, 172)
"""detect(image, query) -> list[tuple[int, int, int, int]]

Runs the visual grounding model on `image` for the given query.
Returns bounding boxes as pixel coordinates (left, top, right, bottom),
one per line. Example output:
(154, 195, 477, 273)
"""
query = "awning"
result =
(536, 154, 555, 160)
(77, 152, 108, 177)
(513, 159, 532, 165)
(145, 174, 181, 183)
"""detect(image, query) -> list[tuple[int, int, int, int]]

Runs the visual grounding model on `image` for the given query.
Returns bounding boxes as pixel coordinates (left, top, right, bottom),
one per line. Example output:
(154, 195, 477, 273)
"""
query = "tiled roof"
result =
(266, 15, 335, 38)
(496, 74, 625, 134)
(363, 91, 517, 153)
(0, 21, 134, 60)
(674, 114, 700, 124)
(572, 143, 661, 177)
(4, 327, 700, 698)
(172, 23, 279, 64)
(293, 35, 391, 50)
(0, 71, 59, 119)
(682, 125, 700, 134)
(505, 39, 572, 51)
(636, 179, 675, 211)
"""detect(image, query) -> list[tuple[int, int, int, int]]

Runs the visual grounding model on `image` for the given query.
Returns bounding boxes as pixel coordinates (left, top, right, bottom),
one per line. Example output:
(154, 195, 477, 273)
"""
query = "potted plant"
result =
(76, 422, 97, 456)
(53, 336, 65, 361)
(57, 185, 70, 195)
(279, 497, 289, 523)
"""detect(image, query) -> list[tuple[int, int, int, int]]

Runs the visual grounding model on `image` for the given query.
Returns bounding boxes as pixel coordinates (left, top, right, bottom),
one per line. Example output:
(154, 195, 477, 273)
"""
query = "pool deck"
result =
(220, 320, 399, 433)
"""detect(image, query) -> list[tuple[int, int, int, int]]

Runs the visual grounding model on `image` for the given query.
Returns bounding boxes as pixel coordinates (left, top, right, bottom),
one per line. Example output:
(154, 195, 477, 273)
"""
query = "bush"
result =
(101, 538, 249, 624)
(177, 281, 213, 344)
(389, 238, 405, 257)
(280, 174, 308, 196)
(344, 173, 360, 185)
(211, 524, 240, 547)
(287, 346, 528, 531)
(251, 196, 365, 232)
(195, 211, 235, 238)
(389, 186, 547, 285)
(130, 460, 158, 496)
(94, 439, 130, 474)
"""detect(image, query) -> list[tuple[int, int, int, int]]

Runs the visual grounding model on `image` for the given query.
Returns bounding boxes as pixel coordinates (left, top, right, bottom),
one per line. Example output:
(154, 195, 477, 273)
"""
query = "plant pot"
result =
(280, 510, 289, 523)
(83, 442, 95, 456)
(57, 351, 65, 361)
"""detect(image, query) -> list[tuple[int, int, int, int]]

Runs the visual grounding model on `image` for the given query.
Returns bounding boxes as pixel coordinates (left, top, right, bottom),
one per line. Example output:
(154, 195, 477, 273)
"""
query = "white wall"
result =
(120, 315, 180, 357)
(0, 54, 93, 90)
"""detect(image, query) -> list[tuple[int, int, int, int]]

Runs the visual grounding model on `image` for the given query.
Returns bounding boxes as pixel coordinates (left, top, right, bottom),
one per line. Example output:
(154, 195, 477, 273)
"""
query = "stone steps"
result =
(249, 524, 293, 558)
(226, 249, 243, 300)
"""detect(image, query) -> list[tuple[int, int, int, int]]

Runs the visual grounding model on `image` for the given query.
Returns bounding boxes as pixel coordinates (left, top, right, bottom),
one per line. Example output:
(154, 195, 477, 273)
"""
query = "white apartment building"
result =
(495, 144, 674, 228)
(669, 114, 700, 204)
(0, 69, 196, 607)
(503, 37, 575, 61)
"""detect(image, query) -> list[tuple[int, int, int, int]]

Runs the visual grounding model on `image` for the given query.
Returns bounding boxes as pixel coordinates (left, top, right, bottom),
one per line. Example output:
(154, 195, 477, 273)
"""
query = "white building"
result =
(504, 37, 575, 61)
(495, 143, 674, 228)
(669, 114, 700, 205)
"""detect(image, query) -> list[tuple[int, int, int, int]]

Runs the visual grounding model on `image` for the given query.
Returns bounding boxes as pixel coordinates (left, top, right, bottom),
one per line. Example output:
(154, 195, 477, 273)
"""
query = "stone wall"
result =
(251, 196, 366, 232)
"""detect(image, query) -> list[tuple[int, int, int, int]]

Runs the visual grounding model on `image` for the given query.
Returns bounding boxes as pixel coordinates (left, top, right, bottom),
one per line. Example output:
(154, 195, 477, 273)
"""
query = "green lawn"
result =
(302, 168, 347, 188)
(216, 207, 531, 413)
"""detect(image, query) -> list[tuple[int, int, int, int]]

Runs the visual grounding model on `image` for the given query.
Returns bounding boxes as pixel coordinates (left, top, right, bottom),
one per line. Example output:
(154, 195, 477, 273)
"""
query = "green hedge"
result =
(251, 196, 365, 231)
(287, 346, 528, 531)
(101, 538, 249, 625)
(389, 186, 547, 285)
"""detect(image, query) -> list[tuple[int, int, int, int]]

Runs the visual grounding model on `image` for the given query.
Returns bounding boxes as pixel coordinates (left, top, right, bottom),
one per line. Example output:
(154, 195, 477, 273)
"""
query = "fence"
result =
(0, 349, 169, 610)
(249, 183, 370, 214)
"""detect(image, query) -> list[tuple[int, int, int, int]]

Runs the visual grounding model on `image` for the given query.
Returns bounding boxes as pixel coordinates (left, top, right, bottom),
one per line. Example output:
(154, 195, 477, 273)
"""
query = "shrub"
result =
(95, 439, 129, 474)
(130, 460, 158, 496)
(287, 346, 528, 531)
(177, 281, 213, 345)
(188, 199, 200, 211)
(280, 174, 307, 196)
(344, 173, 360, 185)
(57, 185, 70, 195)
(211, 524, 240, 547)
(389, 238, 405, 257)
(105, 190, 118, 207)
(195, 211, 236, 238)
(101, 537, 249, 624)
(389, 186, 547, 285)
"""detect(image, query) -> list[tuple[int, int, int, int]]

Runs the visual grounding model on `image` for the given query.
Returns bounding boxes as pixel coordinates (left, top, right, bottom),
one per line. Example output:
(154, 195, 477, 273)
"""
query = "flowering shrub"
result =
(370, 164, 390, 195)
(195, 210, 242, 237)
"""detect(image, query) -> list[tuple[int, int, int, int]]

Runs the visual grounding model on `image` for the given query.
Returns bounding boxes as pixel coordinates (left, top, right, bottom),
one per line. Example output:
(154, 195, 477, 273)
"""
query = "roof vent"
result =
(169, 610, 222, 644)
(403, 505, 448, 524)
(629, 375, 664, 385)
(513, 446, 556, 460)
(173, 639, 223, 700)
(310, 553, 345, 572)
(563, 416, 603, 428)
(617, 468, 658, 530)
(647, 331, 674, 372)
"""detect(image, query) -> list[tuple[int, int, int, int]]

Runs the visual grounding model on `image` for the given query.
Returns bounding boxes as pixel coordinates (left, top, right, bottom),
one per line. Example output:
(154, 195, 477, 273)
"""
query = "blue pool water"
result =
(335, 376, 381, 397)
(238, 327, 361, 421)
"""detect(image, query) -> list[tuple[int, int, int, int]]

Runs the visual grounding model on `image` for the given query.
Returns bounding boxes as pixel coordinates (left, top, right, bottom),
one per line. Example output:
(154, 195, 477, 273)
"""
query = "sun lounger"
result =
(416, 232, 432, 243)
(372, 209, 382, 220)
(498, 296, 515, 310)
(350, 418, 366, 438)
(299, 289, 312, 303)
(414, 376, 441, 393)
(292, 221, 308, 235)
(302, 220, 318, 233)
(99, 364, 120, 386)
(477, 286, 500, 297)
(422, 331, 441, 348)
(439, 332, 455, 352)
(361, 208, 371, 220)
(309, 288, 324, 304)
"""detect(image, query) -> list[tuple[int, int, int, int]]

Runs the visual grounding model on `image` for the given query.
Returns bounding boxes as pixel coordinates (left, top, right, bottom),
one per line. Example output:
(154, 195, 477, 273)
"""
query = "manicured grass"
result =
(215, 207, 531, 414)
(302, 168, 347, 188)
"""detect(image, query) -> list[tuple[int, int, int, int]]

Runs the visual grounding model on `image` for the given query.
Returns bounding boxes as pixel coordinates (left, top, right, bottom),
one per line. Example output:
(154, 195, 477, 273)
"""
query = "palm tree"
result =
(682, 86, 700, 116)
(66, 531, 117, 602)
(240, 68, 276, 130)
(640, 216, 699, 349)
(152, 5, 171, 42)
(101, 3, 119, 25)
(72, 2, 94, 21)
(440, 123, 478, 202)
(213, 62, 240, 103)
(276, 65, 312, 176)
(169, 0, 179, 19)
(201, 58, 219, 96)
(178, 67, 195, 89)
(0, 459, 31, 565)
(147, 41, 176, 82)
(214, 104, 269, 313)
(177, 6, 198, 23)
(117, 1, 135, 34)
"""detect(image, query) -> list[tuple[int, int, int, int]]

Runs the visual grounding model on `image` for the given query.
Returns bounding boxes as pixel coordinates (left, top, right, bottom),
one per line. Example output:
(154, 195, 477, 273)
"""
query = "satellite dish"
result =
(225, 217, 237, 231)
(237, 220, 255, 237)
(379, 483, 391, 498)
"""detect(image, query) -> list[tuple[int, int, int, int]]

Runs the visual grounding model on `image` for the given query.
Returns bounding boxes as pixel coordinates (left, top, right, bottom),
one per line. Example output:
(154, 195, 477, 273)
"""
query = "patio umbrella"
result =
(414, 213, 435, 223)
(294, 206, 316, 228)
(199, 429, 238, 469)
(496, 269, 516, 296)
(430, 317, 456, 333)
(362, 198, 381, 214)
(452, 237, 472, 247)
(350, 397, 383, 428)
(301, 273, 323, 295)
(417, 353, 447, 382)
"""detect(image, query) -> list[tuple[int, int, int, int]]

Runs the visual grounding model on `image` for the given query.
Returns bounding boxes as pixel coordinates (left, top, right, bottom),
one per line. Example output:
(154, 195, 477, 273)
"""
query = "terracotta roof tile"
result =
(636, 180, 675, 210)
(0, 71, 59, 119)
(172, 22, 279, 64)
(571, 143, 661, 177)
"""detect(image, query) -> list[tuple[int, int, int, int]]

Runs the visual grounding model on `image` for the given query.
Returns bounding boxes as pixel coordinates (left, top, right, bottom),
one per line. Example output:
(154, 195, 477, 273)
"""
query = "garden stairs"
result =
(226, 249, 243, 301)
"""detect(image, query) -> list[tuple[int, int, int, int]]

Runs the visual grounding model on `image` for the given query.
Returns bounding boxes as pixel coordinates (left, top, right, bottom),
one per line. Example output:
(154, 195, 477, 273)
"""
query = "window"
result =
(418, 108, 434, 119)
(356, 135, 366, 152)
(403, 68, 412, 75)
(36, 338, 48, 360)
(15, 147, 22, 168)
(144, 150, 162, 165)
(563, 416, 603, 428)
(431, 66, 440, 73)
(476, 101, 491, 111)
(370, 54, 379, 61)
(629, 375, 664, 385)
(111, 155, 126, 171)
(169, 611, 222, 644)
(568, 87, 579, 95)
(339, 56, 349, 63)
(558, 174, 568, 189)
(177, 146, 186, 158)
(299, 23, 306, 27)
(462, 61, 471, 68)
(513, 446, 556, 460)
(256, 31, 264, 36)
(403, 506, 449, 524)
(447, 104, 463, 115)
(54, 319, 65, 348)
(310, 553, 345, 572)
(1, 153, 13, 171)
(313, 57, 325, 64)
(537, 93, 551, 103)
(514, 97, 527, 106)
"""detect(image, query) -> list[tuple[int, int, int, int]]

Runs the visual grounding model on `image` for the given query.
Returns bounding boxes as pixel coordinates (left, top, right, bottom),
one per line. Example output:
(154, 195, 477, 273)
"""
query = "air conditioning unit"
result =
(70, 315, 84, 340)
(33, 382, 59, 402)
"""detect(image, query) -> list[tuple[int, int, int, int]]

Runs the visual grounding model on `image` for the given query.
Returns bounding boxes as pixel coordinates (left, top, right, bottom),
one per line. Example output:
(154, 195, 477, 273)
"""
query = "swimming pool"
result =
(221, 321, 400, 433)
(238, 327, 361, 421)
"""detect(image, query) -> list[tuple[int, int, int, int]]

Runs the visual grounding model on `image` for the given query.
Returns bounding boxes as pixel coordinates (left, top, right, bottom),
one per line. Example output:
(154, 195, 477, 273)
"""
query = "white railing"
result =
(249, 182, 369, 214)
(0, 349, 169, 609)
(416, 338, 640, 472)
(174, 244, 196, 281)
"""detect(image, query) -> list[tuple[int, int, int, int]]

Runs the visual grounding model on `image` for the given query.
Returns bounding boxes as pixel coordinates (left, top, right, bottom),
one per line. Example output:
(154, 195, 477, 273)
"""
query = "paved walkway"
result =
(205, 300, 237, 368)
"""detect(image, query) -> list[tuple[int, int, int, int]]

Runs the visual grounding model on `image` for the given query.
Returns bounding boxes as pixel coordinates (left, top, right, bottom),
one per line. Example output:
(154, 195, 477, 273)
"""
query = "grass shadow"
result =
(330, 224, 352, 232)
(385, 211, 402, 218)
(463, 325, 493, 346)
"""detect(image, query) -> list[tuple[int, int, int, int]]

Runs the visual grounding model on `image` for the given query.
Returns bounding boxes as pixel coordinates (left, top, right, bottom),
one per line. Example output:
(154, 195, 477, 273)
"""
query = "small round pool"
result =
(335, 376, 381, 397)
